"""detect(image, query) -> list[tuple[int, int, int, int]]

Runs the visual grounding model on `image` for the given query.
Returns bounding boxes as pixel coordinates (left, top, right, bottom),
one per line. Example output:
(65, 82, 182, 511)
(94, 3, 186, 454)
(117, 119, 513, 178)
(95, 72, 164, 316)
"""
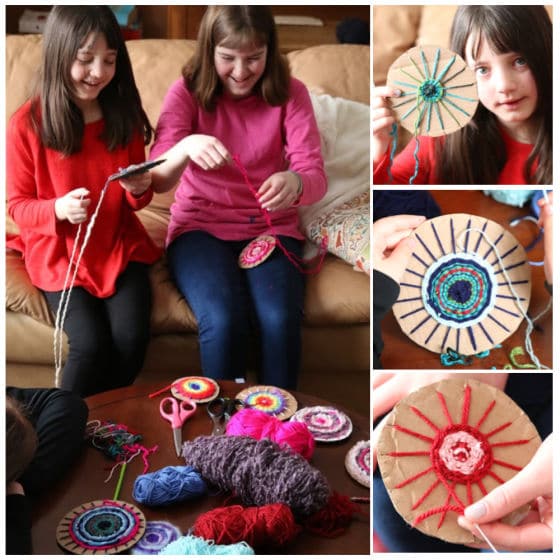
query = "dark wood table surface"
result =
(380, 190, 552, 370)
(31, 381, 370, 555)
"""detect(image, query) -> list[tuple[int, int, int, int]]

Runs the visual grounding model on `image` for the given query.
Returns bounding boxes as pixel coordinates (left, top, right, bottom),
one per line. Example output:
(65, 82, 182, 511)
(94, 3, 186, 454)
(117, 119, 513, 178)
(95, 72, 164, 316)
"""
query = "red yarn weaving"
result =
(388, 384, 530, 529)
(192, 503, 301, 549)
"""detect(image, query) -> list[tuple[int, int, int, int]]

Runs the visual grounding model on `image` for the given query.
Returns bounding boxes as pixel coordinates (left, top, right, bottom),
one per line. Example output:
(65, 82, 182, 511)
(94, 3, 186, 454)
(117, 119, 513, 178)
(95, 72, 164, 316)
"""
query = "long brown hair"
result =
(184, 6, 290, 111)
(30, 6, 152, 156)
(437, 6, 552, 184)
(6, 397, 38, 485)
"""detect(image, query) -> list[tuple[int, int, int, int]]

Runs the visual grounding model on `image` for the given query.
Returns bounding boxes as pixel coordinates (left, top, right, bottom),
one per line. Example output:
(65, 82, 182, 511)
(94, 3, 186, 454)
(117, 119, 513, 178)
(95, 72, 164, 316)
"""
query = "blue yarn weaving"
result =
(132, 466, 207, 507)
(159, 535, 255, 555)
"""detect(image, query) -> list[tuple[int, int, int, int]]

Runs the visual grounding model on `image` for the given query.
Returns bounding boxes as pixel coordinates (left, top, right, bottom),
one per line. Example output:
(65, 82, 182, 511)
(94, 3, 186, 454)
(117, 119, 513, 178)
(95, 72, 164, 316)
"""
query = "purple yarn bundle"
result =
(181, 435, 330, 517)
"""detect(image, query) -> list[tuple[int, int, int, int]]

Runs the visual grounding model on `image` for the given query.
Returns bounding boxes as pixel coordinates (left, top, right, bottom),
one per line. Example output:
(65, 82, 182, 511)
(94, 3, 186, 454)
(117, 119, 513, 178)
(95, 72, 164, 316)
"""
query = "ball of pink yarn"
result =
(226, 408, 315, 460)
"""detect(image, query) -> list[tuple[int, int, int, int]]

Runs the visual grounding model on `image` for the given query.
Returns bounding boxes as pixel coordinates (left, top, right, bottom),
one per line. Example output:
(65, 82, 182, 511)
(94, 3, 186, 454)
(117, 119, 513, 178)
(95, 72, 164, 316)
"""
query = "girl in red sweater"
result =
(373, 6, 552, 185)
(7, 7, 161, 396)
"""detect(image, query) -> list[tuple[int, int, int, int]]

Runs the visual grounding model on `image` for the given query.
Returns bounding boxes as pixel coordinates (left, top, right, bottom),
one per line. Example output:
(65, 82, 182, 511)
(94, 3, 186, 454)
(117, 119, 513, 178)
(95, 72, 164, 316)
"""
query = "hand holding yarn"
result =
(184, 134, 231, 170)
(258, 170, 301, 212)
(372, 85, 401, 165)
(458, 434, 553, 551)
(225, 407, 315, 460)
(119, 170, 151, 197)
(54, 187, 91, 224)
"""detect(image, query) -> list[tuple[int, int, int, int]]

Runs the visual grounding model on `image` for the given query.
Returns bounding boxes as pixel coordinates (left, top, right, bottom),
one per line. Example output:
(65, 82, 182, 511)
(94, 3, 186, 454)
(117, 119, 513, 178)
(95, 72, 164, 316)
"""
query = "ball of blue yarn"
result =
(133, 466, 207, 507)
(159, 535, 254, 555)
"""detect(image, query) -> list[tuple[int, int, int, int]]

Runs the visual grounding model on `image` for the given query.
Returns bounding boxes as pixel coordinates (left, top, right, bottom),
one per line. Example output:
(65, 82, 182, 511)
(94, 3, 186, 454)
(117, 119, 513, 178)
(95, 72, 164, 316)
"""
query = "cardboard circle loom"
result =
(393, 213, 531, 356)
(386, 45, 478, 137)
(377, 378, 541, 544)
(56, 500, 146, 554)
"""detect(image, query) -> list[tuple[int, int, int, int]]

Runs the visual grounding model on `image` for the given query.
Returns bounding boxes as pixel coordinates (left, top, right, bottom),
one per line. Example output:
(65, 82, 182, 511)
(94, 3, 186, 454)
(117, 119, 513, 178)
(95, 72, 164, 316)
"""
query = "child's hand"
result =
(54, 188, 90, 224)
(372, 214, 425, 284)
(257, 171, 301, 212)
(184, 134, 231, 170)
(458, 434, 553, 551)
(537, 193, 553, 286)
(119, 171, 151, 197)
(372, 86, 401, 164)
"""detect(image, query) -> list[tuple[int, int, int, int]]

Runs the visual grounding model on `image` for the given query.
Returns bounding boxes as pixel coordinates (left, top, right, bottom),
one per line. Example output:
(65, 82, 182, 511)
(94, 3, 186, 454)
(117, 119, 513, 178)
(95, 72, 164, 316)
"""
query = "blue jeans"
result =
(167, 231, 305, 389)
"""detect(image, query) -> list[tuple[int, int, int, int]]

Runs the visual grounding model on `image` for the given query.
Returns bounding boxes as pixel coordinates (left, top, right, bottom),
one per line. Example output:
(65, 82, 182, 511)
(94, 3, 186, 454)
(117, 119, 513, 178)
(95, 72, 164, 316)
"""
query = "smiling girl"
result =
(373, 6, 552, 184)
(149, 6, 326, 389)
(7, 7, 160, 396)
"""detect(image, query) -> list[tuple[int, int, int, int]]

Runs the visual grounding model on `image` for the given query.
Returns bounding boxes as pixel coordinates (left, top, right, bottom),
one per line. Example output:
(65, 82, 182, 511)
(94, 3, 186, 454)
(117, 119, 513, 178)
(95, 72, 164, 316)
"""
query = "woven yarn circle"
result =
(171, 376, 219, 403)
(394, 213, 531, 356)
(239, 235, 277, 268)
(236, 385, 298, 421)
(387, 45, 478, 137)
(131, 521, 182, 555)
(291, 406, 353, 442)
(344, 440, 371, 488)
(56, 500, 145, 554)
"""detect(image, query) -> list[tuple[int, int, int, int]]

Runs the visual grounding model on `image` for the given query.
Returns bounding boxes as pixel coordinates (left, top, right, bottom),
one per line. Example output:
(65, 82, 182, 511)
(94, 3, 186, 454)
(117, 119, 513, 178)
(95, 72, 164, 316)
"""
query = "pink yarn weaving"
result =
(226, 408, 315, 460)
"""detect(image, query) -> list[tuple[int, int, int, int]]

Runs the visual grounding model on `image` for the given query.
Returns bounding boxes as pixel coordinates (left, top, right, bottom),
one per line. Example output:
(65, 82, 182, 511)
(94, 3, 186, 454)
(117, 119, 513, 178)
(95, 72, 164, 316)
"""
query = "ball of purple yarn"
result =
(133, 466, 207, 507)
(182, 435, 330, 517)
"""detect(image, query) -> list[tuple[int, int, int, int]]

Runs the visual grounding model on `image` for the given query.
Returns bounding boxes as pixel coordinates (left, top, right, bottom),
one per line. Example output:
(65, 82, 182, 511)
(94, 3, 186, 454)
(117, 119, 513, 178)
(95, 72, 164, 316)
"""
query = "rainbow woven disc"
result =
(345, 440, 371, 488)
(238, 235, 277, 269)
(171, 376, 220, 403)
(394, 213, 531, 356)
(291, 406, 353, 442)
(56, 500, 146, 554)
(235, 385, 297, 421)
(131, 521, 182, 555)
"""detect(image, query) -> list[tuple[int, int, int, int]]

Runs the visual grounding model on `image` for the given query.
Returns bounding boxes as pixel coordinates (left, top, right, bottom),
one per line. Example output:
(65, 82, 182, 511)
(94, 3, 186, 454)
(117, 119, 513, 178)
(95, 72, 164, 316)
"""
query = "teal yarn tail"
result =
(159, 535, 255, 555)
(387, 122, 398, 183)
(440, 347, 492, 367)
(409, 136, 421, 184)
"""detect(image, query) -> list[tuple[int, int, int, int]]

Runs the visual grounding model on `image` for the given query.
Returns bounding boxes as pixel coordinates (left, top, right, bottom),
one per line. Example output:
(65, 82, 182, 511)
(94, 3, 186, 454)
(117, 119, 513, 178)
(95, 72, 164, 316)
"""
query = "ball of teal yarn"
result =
(133, 466, 207, 507)
(159, 535, 255, 555)
(483, 189, 535, 208)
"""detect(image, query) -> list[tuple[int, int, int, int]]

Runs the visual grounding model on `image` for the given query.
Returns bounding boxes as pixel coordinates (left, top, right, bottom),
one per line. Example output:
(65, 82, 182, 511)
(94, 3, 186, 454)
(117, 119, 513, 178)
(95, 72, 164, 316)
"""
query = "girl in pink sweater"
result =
(373, 6, 552, 184)
(149, 6, 327, 389)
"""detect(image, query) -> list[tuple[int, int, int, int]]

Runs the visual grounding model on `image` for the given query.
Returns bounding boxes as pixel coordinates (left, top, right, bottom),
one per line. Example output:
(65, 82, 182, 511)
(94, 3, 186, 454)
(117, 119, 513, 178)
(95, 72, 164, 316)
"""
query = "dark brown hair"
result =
(6, 397, 38, 485)
(437, 6, 552, 184)
(184, 6, 290, 111)
(30, 6, 152, 156)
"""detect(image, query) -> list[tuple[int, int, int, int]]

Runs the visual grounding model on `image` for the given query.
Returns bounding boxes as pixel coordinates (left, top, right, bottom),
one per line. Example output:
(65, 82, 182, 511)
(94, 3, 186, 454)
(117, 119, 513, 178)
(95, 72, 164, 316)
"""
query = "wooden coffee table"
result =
(30, 381, 370, 555)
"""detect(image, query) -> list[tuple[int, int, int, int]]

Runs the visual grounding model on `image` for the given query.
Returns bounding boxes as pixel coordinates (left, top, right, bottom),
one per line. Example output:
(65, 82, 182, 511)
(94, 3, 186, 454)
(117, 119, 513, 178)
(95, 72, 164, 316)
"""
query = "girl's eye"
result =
(514, 57, 527, 67)
(105, 59, 116, 66)
(221, 56, 234, 62)
(78, 58, 93, 64)
(475, 66, 488, 76)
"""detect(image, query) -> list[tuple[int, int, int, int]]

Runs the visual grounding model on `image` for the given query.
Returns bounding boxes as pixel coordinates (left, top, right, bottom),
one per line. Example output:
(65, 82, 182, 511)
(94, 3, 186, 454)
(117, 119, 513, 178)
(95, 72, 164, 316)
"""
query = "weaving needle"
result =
(113, 462, 127, 501)
(474, 523, 498, 553)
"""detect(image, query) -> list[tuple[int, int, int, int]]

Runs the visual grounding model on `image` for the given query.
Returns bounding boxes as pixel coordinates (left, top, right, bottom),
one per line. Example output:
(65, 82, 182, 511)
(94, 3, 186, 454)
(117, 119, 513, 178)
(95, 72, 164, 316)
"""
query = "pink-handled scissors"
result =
(159, 396, 196, 456)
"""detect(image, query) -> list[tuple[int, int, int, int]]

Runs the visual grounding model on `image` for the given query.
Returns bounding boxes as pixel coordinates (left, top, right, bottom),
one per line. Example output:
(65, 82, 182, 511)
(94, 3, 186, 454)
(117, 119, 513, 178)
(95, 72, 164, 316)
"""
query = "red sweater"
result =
(374, 128, 535, 185)
(7, 101, 161, 297)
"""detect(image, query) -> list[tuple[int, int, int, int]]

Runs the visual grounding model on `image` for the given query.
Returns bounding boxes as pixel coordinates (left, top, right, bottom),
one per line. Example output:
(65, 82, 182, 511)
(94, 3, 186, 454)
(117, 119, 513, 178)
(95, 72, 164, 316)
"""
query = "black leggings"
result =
(43, 262, 151, 397)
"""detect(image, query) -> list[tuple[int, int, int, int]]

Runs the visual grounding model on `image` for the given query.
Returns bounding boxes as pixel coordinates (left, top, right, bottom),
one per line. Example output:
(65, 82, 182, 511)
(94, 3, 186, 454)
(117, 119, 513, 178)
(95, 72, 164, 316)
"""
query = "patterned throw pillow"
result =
(306, 191, 370, 274)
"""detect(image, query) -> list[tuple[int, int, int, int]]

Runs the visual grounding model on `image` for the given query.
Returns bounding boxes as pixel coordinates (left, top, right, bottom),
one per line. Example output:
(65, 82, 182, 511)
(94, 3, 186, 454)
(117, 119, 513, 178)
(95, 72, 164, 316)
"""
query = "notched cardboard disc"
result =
(387, 45, 478, 137)
(377, 378, 541, 544)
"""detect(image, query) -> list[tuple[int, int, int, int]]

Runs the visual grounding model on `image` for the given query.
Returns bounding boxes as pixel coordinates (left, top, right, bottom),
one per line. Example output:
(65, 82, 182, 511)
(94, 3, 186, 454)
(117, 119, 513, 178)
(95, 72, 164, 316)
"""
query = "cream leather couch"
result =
(6, 35, 370, 414)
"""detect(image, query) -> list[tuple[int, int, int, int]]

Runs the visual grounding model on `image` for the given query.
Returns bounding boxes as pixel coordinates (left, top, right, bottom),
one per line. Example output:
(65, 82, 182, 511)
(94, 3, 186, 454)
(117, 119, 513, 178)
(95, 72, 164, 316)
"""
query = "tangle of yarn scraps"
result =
(86, 420, 158, 482)
(232, 155, 327, 274)
(456, 227, 551, 369)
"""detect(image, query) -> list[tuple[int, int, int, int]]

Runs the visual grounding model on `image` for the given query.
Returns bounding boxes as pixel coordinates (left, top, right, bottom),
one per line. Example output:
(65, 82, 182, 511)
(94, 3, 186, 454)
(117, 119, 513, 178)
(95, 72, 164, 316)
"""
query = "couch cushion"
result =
(287, 44, 369, 105)
(373, 6, 421, 86)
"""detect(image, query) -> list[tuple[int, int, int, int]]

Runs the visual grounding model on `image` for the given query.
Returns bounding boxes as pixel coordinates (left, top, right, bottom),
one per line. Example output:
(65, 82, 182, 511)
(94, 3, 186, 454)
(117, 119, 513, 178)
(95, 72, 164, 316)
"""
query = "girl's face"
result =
(214, 42, 267, 99)
(70, 32, 117, 109)
(465, 34, 538, 140)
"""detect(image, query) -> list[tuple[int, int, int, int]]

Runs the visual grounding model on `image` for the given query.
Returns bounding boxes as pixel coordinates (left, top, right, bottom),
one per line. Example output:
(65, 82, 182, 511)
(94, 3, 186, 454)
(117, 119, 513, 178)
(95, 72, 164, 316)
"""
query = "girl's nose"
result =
(494, 67, 516, 93)
(89, 59, 104, 79)
(232, 59, 249, 80)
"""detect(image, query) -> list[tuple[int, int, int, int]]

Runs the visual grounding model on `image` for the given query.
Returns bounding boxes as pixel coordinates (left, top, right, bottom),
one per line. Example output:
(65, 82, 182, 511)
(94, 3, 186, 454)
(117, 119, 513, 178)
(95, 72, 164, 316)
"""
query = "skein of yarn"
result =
(159, 535, 255, 555)
(192, 503, 301, 550)
(132, 466, 207, 507)
(182, 436, 330, 517)
(225, 408, 315, 460)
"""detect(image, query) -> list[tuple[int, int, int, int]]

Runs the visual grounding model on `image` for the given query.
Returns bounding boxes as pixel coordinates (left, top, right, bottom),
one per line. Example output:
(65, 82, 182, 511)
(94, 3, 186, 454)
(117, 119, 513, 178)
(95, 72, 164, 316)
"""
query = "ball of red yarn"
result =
(226, 408, 315, 460)
(192, 503, 301, 549)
